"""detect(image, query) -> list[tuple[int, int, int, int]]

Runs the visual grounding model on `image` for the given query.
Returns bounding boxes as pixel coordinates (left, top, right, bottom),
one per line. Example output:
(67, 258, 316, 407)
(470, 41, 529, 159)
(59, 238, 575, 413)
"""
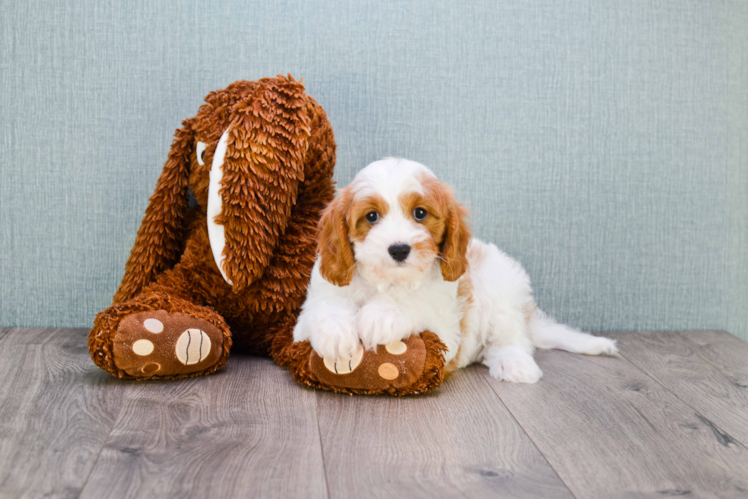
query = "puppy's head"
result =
(318, 158, 471, 287)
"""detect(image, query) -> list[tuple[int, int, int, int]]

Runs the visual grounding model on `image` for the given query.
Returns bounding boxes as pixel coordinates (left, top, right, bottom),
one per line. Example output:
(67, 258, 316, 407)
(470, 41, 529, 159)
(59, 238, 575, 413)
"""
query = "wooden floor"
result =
(1, 329, 748, 498)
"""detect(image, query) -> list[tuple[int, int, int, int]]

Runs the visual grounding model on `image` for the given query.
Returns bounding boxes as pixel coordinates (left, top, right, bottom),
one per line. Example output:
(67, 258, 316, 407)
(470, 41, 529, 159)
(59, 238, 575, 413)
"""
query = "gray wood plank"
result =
(316, 366, 573, 499)
(608, 330, 748, 447)
(0, 328, 130, 498)
(484, 348, 748, 498)
(80, 355, 328, 499)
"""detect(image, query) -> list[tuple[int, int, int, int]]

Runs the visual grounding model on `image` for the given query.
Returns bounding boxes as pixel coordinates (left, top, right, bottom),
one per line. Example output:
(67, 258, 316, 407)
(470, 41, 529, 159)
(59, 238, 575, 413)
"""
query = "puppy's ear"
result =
(318, 188, 355, 286)
(439, 195, 471, 282)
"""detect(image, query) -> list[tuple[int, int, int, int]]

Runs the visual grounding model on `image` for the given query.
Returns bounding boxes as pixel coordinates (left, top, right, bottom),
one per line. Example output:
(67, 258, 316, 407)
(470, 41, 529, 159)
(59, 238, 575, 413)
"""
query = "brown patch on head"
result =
(398, 190, 442, 265)
(318, 187, 356, 286)
(399, 191, 447, 247)
(318, 191, 391, 285)
(410, 173, 472, 282)
(348, 194, 389, 243)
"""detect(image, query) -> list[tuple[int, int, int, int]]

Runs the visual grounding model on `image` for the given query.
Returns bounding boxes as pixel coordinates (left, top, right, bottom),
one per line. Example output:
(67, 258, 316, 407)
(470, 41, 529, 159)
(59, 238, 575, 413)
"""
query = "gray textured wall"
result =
(2, 0, 747, 339)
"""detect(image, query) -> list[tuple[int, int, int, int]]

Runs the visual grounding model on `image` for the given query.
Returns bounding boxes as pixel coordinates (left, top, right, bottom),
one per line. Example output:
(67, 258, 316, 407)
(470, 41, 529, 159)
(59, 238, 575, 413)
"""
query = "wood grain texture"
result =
(609, 330, 748, 447)
(79, 355, 327, 499)
(4, 328, 748, 498)
(316, 366, 572, 499)
(0, 328, 130, 498)
(484, 348, 748, 498)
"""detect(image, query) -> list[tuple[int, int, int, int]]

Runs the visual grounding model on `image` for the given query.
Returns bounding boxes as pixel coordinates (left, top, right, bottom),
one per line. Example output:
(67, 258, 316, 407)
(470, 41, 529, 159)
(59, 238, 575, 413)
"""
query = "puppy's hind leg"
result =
(483, 345, 543, 384)
(529, 309, 618, 356)
(481, 312, 542, 384)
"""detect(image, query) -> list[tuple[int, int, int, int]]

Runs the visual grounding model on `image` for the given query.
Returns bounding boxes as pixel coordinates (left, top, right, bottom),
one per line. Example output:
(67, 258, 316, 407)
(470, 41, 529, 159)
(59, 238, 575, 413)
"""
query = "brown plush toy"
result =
(88, 76, 447, 395)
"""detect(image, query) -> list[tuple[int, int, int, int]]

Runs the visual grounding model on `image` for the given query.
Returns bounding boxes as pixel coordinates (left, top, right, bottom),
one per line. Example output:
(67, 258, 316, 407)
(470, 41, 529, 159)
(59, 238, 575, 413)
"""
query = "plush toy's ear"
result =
(113, 124, 194, 303)
(439, 195, 471, 282)
(317, 188, 355, 287)
(207, 76, 312, 291)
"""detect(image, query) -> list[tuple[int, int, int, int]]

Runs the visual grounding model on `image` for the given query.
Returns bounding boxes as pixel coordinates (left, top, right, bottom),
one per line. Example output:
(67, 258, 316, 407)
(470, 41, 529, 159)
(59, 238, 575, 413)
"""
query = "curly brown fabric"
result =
(89, 76, 335, 376)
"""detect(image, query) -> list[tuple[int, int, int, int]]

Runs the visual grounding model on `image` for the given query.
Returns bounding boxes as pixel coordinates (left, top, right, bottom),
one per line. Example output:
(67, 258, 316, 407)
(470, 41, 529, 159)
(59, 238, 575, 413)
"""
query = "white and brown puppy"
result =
(293, 158, 617, 383)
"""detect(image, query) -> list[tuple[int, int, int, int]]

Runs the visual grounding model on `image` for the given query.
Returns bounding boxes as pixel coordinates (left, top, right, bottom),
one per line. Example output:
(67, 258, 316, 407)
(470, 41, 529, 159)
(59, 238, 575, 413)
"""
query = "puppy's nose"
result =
(388, 243, 411, 262)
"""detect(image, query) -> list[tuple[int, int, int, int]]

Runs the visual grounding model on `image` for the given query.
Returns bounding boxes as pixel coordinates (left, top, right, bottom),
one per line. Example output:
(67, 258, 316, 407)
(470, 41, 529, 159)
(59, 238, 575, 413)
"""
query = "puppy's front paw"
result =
(485, 346, 543, 384)
(357, 303, 412, 350)
(297, 311, 360, 361)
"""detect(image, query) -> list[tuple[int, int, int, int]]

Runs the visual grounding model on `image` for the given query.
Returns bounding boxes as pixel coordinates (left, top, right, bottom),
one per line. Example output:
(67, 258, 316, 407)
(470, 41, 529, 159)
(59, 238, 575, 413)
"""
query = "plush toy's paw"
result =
(96, 309, 229, 379)
(308, 334, 443, 394)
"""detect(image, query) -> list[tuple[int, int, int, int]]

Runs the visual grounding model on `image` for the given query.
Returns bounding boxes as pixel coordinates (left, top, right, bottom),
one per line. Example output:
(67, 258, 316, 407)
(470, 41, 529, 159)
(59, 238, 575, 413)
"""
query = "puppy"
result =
(293, 158, 617, 383)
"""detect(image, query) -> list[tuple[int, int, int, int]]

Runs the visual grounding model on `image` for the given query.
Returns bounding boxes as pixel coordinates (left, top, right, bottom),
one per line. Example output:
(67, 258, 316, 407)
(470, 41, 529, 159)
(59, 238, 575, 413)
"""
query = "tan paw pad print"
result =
(132, 339, 154, 356)
(323, 345, 364, 374)
(377, 363, 399, 380)
(175, 329, 212, 365)
(385, 341, 407, 355)
(142, 318, 164, 333)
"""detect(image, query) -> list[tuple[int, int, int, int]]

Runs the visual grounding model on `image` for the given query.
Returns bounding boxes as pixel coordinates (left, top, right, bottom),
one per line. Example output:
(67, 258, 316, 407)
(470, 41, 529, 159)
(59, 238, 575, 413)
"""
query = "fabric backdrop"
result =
(2, 0, 747, 340)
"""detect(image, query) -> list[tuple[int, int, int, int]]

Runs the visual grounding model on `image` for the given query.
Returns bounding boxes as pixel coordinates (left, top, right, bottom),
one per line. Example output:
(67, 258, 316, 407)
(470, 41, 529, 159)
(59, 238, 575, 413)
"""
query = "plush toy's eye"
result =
(196, 141, 207, 166)
(413, 207, 428, 221)
(365, 211, 379, 224)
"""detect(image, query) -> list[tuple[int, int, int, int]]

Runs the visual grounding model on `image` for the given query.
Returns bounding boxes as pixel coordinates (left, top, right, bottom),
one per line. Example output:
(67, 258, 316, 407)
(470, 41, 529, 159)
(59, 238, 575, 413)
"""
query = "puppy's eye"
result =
(413, 207, 428, 221)
(196, 141, 207, 166)
(365, 211, 379, 224)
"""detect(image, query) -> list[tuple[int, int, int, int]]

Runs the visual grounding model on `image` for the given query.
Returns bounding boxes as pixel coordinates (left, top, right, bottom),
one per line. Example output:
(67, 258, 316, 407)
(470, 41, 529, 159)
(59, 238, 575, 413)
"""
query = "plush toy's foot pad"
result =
(309, 336, 428, 391)
(111, 310, 224, 378)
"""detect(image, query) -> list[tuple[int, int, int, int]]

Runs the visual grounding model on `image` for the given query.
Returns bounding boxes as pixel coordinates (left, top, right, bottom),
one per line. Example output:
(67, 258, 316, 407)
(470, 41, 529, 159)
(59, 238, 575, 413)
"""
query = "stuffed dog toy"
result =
(89, 76, 447, 395)
(89, 76, 336, 378)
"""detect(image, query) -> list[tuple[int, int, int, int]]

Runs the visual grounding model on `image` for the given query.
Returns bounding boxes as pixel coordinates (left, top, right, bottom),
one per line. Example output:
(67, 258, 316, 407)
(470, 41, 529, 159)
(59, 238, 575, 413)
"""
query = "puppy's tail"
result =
(529, 309, 618, 356)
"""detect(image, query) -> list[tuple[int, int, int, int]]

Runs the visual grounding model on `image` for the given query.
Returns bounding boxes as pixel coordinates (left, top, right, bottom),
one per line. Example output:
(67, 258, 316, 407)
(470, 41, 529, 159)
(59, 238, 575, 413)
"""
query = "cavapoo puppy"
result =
(293, 158, 617, 383)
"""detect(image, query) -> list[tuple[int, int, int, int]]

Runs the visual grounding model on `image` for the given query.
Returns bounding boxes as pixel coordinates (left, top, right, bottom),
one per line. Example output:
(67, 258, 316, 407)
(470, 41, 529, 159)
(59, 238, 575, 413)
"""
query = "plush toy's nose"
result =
(388, 243, 411, 262)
